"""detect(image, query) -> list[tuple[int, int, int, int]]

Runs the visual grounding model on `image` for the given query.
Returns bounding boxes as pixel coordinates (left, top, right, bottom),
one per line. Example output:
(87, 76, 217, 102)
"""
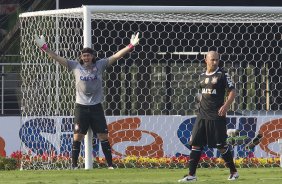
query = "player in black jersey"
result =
(178, 51, 238, 182)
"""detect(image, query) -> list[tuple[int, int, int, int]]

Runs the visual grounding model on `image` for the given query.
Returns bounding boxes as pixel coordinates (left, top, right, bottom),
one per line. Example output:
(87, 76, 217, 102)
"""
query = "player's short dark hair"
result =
(79, 47, 96, 64)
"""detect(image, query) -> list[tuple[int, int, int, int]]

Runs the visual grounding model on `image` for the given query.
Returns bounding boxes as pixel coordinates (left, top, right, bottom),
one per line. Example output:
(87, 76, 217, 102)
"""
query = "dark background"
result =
(60, 0, 282, 8)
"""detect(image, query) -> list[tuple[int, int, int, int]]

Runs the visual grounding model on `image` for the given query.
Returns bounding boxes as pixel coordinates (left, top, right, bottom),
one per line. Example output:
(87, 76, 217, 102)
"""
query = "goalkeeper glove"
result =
(128, 32, 140, 49)
(227, 129, 239, 137)
(34, 34, 48, 51)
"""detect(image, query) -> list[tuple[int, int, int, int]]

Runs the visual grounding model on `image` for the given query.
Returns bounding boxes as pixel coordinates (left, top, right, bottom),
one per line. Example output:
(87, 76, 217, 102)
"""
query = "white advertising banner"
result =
(0, 116, 281, 158)
(0, 116, 21, 157)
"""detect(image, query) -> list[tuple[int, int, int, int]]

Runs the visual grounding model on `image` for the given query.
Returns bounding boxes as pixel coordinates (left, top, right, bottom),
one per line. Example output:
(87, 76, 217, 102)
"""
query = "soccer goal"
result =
(19, 6, 282, 170)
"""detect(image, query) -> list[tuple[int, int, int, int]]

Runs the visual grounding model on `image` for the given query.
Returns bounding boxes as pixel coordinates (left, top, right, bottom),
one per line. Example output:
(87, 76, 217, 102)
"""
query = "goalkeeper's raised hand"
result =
(34, 34, 67, 67)
(34, 34, 48, 51)
(108, 32, 141, 65)
(128, 32, 140, 49)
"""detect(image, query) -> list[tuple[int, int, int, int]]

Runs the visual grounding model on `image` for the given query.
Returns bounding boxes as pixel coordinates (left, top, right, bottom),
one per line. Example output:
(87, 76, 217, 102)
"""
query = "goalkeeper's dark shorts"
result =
(74, 103, 108, 135)
(189, 117, 228, 149)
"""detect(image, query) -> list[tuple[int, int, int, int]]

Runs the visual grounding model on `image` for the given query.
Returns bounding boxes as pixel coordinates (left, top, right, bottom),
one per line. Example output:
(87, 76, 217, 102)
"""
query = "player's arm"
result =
(108, 32, 140, 66)
(218, 89, 236, 116)
(44, 48, 68, 67)
(34, 35, 68, 67)
(218, 71, 236, 116)
(224, 89, 236, 107)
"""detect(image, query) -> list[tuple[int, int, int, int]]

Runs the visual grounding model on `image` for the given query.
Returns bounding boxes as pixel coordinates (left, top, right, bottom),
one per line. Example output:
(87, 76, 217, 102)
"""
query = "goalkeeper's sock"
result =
(101, 140, 113, 167)
(221, 148, 237, 173)
(72, 141, 81, 167)
(188, 148, 202, 176)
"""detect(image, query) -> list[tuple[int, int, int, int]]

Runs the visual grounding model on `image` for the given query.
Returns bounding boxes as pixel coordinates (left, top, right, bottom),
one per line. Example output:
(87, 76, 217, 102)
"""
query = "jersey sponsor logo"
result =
(80, 75, 98, 81)
(202, 88, 217, 94)
(211, 77, 218, 84)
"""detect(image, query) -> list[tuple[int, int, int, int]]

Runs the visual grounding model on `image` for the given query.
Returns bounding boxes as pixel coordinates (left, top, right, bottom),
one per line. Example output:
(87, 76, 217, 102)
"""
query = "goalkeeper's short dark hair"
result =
(81, 47, 95, 55)
(79, 47, 96, 64)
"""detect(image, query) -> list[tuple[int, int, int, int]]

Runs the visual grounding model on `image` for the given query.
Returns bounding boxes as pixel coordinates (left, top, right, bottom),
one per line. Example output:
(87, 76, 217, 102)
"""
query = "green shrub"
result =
(0, 156, 18, 170)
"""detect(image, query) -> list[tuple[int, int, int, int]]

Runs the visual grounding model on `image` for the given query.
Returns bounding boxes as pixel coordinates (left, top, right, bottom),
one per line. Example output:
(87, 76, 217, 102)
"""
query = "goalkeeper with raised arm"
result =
(178, 51, 238, 182)
(34, 33, 140, 169)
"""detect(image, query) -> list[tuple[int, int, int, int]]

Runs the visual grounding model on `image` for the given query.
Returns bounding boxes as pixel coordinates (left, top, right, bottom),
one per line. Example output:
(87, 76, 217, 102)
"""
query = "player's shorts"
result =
(189, 118, 227, 148)
(74, 103, 108, 135)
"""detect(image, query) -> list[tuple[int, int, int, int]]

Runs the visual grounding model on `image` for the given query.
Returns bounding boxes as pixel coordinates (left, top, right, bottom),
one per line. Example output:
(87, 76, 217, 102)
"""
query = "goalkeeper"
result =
(35, 32, 140, 169)
(178, 51, 238, 182)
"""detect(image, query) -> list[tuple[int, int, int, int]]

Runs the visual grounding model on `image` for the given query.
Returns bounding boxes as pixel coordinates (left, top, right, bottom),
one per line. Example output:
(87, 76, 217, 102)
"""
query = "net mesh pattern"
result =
(19, 10, 282, 169)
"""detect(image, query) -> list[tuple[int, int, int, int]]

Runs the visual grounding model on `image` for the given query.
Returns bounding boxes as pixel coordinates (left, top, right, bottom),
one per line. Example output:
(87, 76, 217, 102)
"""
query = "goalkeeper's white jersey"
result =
(67, 58, 109, 105)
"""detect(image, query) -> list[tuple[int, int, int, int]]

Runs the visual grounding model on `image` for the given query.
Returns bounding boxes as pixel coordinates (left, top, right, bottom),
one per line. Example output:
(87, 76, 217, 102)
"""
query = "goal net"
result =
(19, 6, 282, 169)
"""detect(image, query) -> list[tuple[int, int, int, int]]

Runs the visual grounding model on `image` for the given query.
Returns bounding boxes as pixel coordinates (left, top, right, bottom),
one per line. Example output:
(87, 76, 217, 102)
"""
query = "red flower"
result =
(10, 150, 22, 160)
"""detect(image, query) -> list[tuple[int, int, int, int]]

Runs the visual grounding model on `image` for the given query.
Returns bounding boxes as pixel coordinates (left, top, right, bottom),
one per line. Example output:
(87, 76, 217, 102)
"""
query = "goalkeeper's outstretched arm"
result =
(44, 48, 68, 67)
(34, 34, 68, 67)
(108, 32, 140, 66)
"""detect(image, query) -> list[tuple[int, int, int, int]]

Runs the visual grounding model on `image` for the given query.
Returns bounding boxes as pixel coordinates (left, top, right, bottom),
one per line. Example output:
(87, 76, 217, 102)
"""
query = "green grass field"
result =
(0, 167, 281, 184)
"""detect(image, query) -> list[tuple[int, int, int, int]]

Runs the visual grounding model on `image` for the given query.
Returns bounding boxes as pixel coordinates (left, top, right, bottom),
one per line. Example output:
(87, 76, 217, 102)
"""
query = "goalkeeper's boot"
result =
(108, 163, 115, 169)
(228, 172, 239, 180)
(178, 175, 197, 182)
(71, 163, 78, 170)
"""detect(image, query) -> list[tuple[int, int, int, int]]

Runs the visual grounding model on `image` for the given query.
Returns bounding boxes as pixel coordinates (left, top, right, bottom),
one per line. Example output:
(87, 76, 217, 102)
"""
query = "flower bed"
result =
(0, 151, 279, 170)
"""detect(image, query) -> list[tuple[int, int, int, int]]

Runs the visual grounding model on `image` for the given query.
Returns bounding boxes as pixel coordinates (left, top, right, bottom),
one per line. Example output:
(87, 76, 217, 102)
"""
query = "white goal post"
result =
(19, 6, 282, 170)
